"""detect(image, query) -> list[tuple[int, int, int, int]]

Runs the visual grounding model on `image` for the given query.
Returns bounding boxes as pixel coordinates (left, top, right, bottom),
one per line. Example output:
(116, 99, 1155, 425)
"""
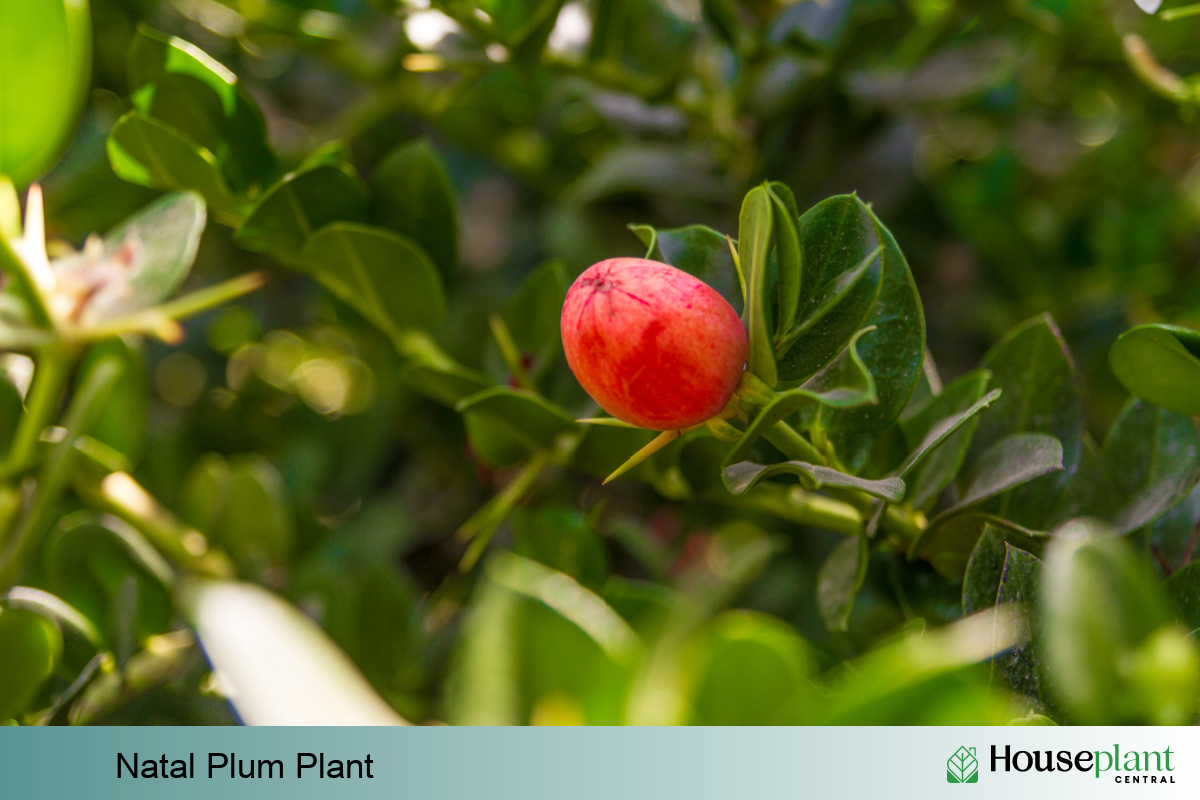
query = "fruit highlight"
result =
(561, 257, 748, 431)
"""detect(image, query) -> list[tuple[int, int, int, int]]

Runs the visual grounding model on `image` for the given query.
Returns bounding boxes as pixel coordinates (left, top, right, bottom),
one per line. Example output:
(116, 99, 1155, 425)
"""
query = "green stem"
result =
(1161, 3, 1200, 20)
(457, 451, 550, 572)
(763, 420, 827, 466)
(0, 356, 121, 593)
(72, 471, 233, 579)
(0, 348, 73, 480)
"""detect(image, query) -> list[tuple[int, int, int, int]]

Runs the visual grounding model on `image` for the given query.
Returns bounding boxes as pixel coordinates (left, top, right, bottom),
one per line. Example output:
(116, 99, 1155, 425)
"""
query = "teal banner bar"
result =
(1, 727, 1193, 799)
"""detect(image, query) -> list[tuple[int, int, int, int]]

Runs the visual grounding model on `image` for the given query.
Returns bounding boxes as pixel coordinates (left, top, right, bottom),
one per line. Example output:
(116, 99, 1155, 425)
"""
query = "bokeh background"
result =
(28, 0, 1200, 723)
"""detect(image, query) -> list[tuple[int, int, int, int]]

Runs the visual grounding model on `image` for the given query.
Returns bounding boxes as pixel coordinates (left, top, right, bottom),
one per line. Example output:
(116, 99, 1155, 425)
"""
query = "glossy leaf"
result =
(822, 205, 924, 435)
(127, 26, 273, 193)
(911, 514, 1048, 582)
(237, 162, 368, 263)
(817, 533, 869, 631)
(1054, 399, 1200, 534)
(107, 111, 247, 221)
(723, 328, 877, 467)
(0, 0, 90, 186)
(0, 607, 61, 720)
(630, 223, 743, 314)
(299, 222, 447, 339)
(899, 371, 995, 509)
(739, 186, 776, 385)
(723, 460, 904, 502)
(776, 194, 883, 384)
(966, 314, 1083, 527)
(962, 529, 1045, 701)
(370, 140, 459, 288)
(181, 579, 406, 725)
(768, 184, 802, 335)
(1110, 323, 1200, 416)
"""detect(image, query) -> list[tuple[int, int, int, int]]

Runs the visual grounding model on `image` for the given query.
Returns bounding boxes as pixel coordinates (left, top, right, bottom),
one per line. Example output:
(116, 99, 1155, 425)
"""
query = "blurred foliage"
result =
(2, 0, 1200, 726)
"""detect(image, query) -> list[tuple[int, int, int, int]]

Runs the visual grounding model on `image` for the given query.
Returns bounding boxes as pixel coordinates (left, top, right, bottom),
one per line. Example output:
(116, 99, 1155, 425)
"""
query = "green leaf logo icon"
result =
(947, 746, 979, 783)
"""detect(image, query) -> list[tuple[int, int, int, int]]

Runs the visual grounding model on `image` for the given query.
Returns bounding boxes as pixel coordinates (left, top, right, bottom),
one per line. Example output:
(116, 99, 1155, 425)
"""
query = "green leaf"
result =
(77, 339, 148, 464)
(723, 461, 904, 501)
(631, 223, 743, 314)
(0, 0, 90, 186)
(513, 507, 608, 592)
(774, 245, 878, 362)
(370, 140, 459, 288)
(911, 514, 1048, 582)
(768, 184, 802, 335)
(443, 575, 523, 725)
(493, 260, 569, 385)
(944, 433, 1064, 515)
(899, 371, 995, 509)
(775, 194, 883, 383)
(966, 313, 1083, 527)
(127, 26, 273, 193)
(107, 111, 247, 221)
(962, 529, 1045, 701)
(1110, 324, 1200, 416)
(1042, 522, 1197, 724)
(739, 186, 776, 385)
(457, 387, 578, 449)
(237, 161, 368, 263)
(821, 203, 925, 435)
(487, 551, 637, 662)
(54, 192, 207, 326)
(43, 512, 174, 648)
(400, 351, 494, 406)
(723, 328, 877, 467)
(1054, 399, 1200, 534)
(180, 453, 295, 575)
(288, 559, 418, 709)
(300, 222, 447, 338)
(3, 586, 101, 647)
(0, 607, 61, 720)
(689, 610, 818, 724)
(821, 609, 1024, 724)
(817, 533, 869, 631)
(181, 579, 406, 725)
(1167, 560, 1200, 634)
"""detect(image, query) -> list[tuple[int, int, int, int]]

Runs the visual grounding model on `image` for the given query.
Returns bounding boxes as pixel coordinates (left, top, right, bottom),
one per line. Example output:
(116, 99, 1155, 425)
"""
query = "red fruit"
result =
(561, 257, 748, 431)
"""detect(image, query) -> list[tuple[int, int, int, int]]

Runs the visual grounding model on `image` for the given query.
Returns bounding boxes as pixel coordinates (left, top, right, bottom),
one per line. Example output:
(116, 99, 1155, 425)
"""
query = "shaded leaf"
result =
(107, 111, 247, 220)
(739, 185, 776, 385)
(370, 140, 459, 288)
(817, 533, 869, 631)
(300, 222, 447, 338)
(966, 313, 1083, 527)
(237, 161, 368, 263)
(1054, 399, 1200, 534)
(631, 223, 743, 314)
(900, 371, 995, 509)
(723, 460, 904, 501)
(1110, 323, 1200, 416)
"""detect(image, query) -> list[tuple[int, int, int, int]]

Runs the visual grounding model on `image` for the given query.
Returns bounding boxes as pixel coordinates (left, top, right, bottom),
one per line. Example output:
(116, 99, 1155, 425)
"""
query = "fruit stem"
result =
(603, 430, 681, 485)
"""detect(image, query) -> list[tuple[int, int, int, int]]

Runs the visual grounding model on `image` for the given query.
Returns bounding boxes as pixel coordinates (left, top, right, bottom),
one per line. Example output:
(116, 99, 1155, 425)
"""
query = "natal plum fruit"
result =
(561, 257, 748, 431)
